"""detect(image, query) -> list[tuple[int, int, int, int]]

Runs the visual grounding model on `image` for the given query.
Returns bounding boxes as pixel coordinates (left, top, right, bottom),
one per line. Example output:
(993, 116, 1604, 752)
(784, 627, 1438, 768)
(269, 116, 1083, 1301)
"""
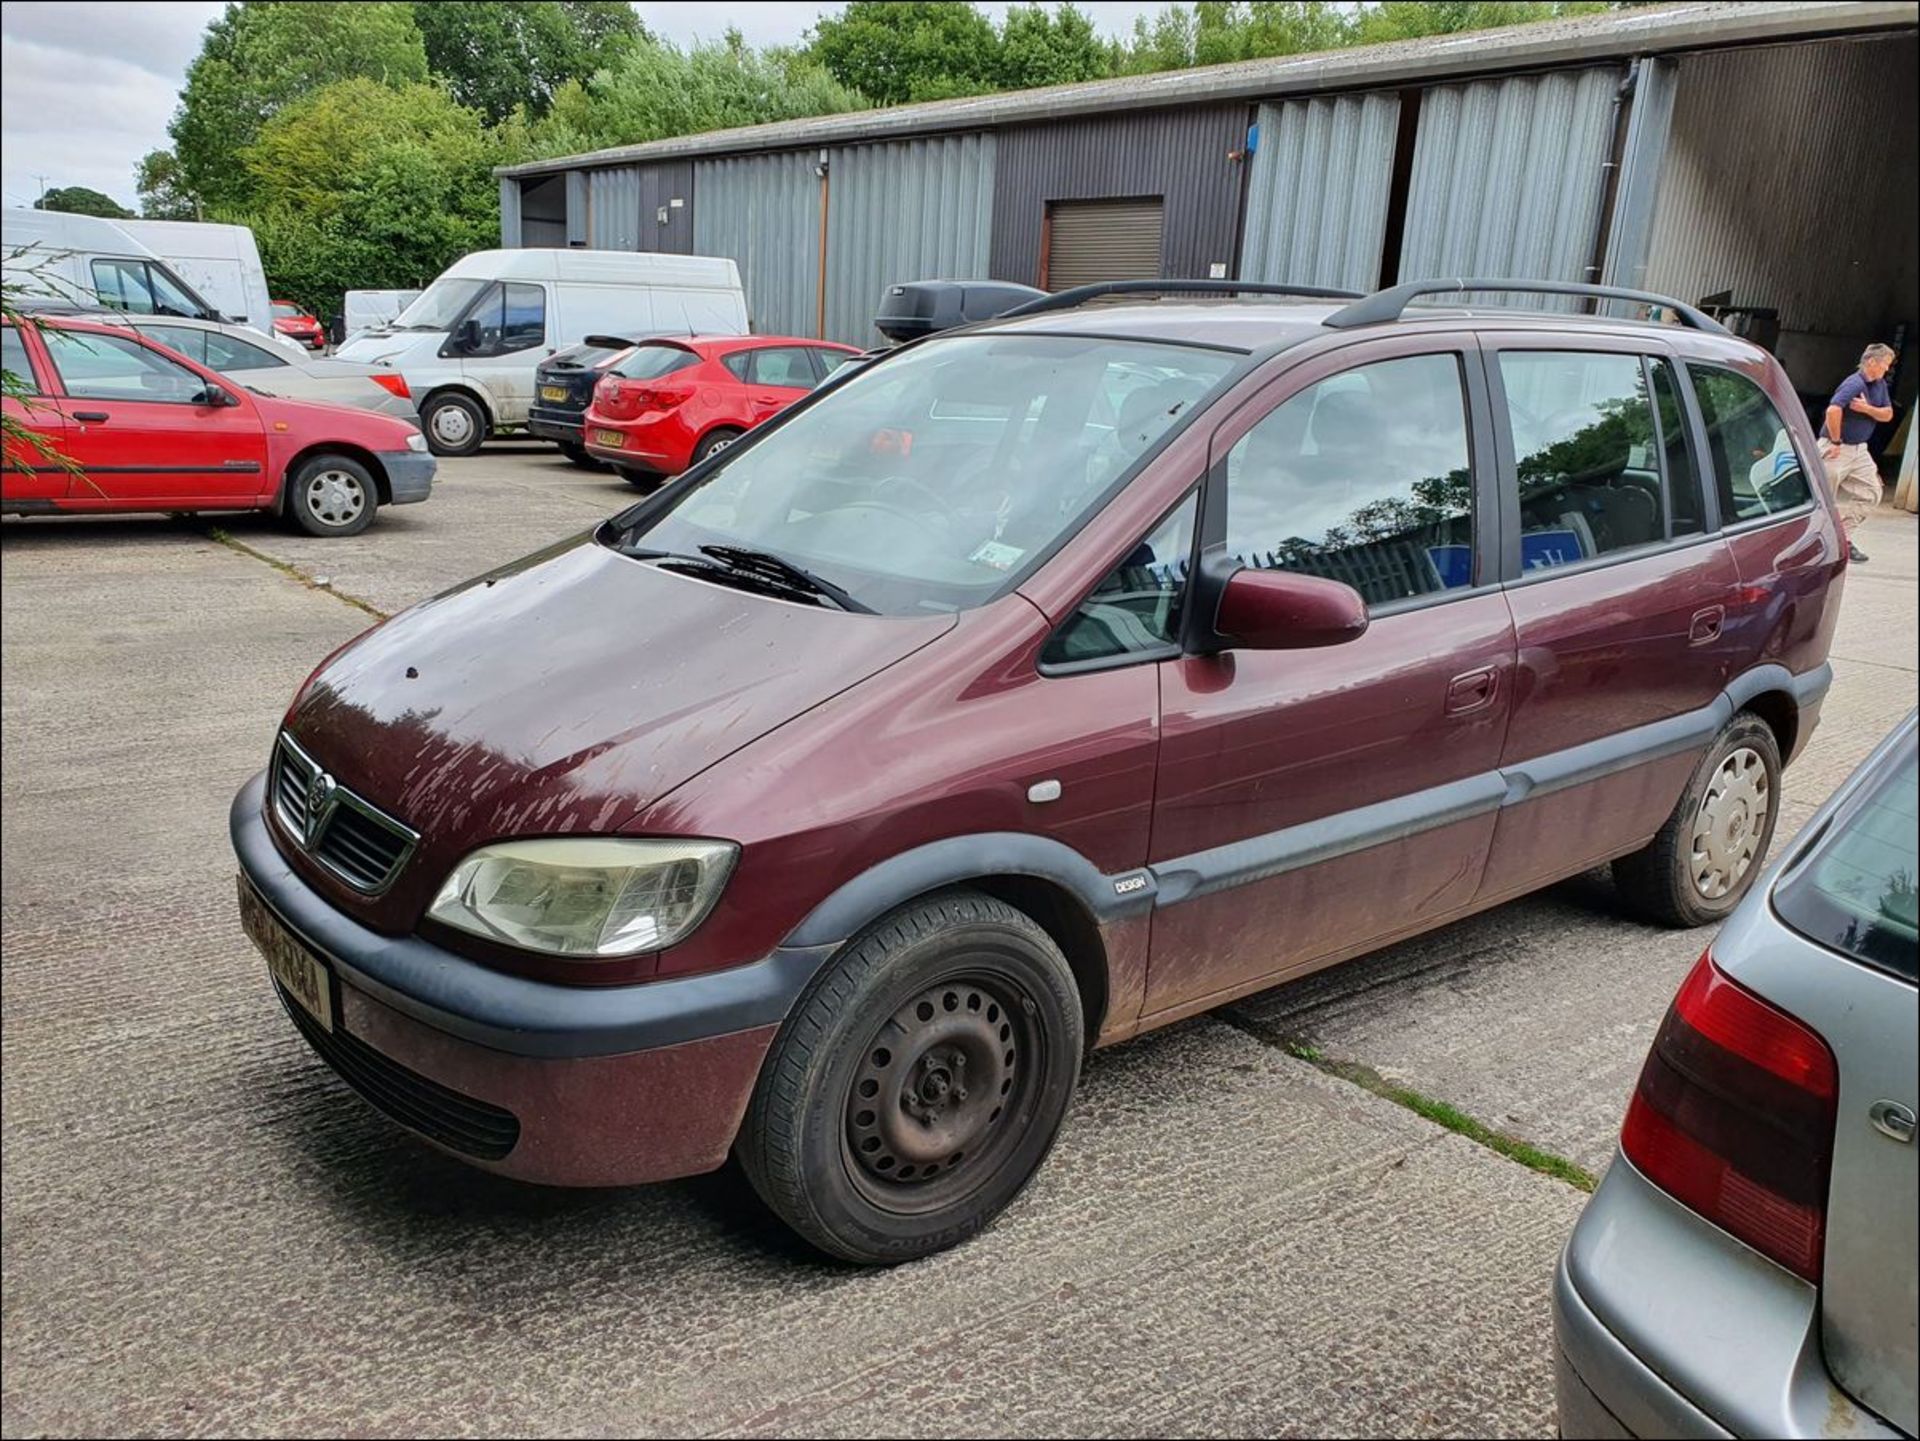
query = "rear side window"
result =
(615, 345, 699, 381)
(1650, 360, 1706, 537)
(144, 324, 209, 364)
(816, 348, 855, 376)
(1500, 351, 1671, 568)
(1775, 738, 1918, 982)
(3, 326, 41, 393)
(1042, 492, 1199, 668)
(1224, 353, 1475, 609)
(1688, 365, 1812, 524)
(721, 352, 751, 381)
(750, 347, 821, 389)
(204, 331, 288, 371)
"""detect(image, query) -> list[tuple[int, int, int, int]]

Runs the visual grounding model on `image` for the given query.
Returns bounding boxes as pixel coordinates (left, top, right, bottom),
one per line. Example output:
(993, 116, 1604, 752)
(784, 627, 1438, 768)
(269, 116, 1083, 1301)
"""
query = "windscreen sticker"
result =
(969, 540, 1026, 572)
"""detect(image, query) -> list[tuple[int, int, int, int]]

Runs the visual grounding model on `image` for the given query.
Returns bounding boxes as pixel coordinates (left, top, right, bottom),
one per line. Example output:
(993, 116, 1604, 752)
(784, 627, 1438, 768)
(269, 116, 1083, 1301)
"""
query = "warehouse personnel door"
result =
(1043, 197, 1164, 290)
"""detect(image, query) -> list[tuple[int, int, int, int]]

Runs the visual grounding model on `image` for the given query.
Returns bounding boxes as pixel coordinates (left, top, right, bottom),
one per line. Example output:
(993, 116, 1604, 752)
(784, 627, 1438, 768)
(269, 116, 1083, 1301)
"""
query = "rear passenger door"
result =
(1143, 339, 1517, 1018)
(745, 347, 822, 423)
(1477, 339, 1741, 900)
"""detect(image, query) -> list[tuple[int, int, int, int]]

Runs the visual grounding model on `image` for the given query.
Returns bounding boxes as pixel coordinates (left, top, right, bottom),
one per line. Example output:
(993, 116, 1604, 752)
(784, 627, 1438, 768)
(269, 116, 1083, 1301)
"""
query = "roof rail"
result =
(999, 278, 1365, 319)
(1324, 279, 1728, 333)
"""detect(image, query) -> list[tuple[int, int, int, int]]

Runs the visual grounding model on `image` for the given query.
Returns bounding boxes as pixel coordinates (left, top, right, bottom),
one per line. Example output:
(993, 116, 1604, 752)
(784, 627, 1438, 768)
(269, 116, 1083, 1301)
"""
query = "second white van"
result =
(116, 218, 275, 339)
(334, 249, 748, 456)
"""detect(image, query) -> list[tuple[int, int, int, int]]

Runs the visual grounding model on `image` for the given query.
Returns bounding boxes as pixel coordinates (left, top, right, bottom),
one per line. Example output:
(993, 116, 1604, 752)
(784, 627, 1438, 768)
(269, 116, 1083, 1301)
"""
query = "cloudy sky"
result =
(0, 1, 1162, 213)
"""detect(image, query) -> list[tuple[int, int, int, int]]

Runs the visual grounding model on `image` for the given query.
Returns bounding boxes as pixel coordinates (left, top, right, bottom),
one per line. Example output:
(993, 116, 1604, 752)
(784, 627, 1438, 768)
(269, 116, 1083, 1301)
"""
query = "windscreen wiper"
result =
(698, 544, 874, 614)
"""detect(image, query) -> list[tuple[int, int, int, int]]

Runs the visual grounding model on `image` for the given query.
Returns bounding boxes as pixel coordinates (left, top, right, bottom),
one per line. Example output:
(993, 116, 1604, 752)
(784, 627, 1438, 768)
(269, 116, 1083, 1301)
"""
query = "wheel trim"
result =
(304, 469, 367, 528)
(842, 970, 1040, 1215)
(430, 403, 475, 446)
(1689, 746, 1770, 900)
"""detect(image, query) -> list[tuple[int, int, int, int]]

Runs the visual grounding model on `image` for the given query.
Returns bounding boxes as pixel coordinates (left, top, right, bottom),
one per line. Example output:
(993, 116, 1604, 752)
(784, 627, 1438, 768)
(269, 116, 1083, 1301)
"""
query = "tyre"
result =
(693, 427, 742, 466)
(558, 441, 605, 470)
(286, 453, 378, 538)
(1613, 712, 1783, 927)
(420, 391, 486, 457)
(738, 890, 1083, 1265)
(616, 465, 665, 492)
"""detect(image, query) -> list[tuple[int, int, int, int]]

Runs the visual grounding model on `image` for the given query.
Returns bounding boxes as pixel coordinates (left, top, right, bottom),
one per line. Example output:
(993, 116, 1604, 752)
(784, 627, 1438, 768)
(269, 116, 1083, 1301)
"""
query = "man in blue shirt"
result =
(1820, 343, 1895, 563)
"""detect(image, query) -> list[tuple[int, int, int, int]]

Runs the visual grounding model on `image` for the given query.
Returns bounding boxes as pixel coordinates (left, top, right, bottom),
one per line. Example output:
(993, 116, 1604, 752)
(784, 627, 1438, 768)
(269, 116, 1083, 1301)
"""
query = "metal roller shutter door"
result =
(1045, 198, 1164, 290)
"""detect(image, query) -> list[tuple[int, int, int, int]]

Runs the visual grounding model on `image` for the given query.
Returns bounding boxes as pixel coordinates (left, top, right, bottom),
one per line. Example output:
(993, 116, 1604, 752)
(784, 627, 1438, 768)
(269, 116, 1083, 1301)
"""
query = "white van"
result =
(334, 249, 747, 456)
(116, 218, 274, 338)
(341, 288, 422, 345)
(1, 208, 258, 332)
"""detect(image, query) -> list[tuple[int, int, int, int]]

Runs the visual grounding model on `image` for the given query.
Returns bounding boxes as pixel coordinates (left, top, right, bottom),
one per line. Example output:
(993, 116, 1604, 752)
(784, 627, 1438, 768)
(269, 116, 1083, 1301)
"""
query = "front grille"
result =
(270, 733, 418, 895)
(275, 983, 521, 1160)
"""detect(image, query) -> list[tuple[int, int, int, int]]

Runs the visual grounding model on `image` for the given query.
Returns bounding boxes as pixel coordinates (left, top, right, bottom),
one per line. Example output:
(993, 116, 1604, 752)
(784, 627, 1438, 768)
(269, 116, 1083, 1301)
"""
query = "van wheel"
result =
(558, 441, 605, 470)
(738, 891, 1082, 1265)
(694, 428, 742, 465)
(420, 392, 486, 457)
(286, 454, 377, 538)
(1614, 713, 1782, 927)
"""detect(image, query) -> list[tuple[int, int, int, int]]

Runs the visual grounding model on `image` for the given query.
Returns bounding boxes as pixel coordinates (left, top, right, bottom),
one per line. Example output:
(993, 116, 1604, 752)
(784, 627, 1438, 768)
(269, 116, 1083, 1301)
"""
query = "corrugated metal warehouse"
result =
(496, 0, 1918, 401)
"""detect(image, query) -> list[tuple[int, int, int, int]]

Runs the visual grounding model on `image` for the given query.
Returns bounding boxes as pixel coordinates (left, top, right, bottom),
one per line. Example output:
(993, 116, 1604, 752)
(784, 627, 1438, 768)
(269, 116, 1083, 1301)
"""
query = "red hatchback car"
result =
(584, 335, 860, 487)
(3, 315, 434, 536)
(271, 300, 325, 351)
(232, 279, 1846, 1264)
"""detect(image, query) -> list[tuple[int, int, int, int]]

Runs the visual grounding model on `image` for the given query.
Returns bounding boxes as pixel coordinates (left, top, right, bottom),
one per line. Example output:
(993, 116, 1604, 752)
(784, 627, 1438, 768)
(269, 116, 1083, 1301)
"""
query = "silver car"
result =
(1556, 710, 1918, 1439)
(100, 314, 420, 422)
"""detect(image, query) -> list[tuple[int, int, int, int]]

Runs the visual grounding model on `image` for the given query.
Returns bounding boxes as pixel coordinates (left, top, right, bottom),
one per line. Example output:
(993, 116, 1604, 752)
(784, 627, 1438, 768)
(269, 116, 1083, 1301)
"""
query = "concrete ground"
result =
(2, 449, 1913, 1439)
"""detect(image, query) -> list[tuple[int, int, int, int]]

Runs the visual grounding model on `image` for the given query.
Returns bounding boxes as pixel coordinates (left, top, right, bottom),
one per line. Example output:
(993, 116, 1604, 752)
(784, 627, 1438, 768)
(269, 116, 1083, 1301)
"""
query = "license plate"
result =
(237, 876, 335, 1033)
(540, 385, 569, 402)
(591, 428, 624, 448)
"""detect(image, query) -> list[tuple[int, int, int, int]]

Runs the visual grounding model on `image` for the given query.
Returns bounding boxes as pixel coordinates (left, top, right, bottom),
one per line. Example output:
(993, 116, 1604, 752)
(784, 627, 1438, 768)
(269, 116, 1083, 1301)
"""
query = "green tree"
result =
(1116, 6, 1198, 73)
(411, 1, 646, 124)
(134, 150, 198, 220)
(32, 186, 135, 219)
(809, 2, 1000, 104)
(531, 32, 867, 156)
(239, 78, 512, 314)
(170, 2, 430, 212)
(1351, 1, 1615, 44)
(998, 3, 1112, 90)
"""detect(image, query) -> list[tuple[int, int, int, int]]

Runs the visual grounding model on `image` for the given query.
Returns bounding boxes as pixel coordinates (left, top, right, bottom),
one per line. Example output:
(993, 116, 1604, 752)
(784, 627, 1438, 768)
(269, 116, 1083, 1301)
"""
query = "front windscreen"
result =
(391, 278, 487, 331)
(601, 333, 1237, 616)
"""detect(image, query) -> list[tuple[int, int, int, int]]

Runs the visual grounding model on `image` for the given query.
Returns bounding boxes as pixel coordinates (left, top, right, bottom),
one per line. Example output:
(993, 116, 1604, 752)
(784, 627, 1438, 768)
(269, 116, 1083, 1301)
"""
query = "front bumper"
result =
(230, 771, 823, 1185)
(375, 450, 436, 505)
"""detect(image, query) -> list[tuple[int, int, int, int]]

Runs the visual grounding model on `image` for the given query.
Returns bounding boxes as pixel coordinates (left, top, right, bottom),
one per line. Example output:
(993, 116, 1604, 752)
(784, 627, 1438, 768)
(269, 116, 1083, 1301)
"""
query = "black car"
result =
(529, 335, 647, 466)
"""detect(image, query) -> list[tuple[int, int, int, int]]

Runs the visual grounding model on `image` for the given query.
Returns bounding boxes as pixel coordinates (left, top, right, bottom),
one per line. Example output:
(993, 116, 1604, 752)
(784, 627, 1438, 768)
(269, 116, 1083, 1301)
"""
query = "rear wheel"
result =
(1613, 712, 1782, 927)
(286, 453, 377, 538)
(694, 427, 742, 466)
(738, 890, 1082, 1265)
(420, 391, 486, 457)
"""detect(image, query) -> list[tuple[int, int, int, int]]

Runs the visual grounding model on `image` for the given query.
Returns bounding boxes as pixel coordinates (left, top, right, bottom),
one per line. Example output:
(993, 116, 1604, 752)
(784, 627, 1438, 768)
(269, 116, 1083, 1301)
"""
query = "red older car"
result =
(232, 278, 1846, 1264)
(2, 315, 434, 536)
(583, 335, 860, 488)
(271, 300, 325, 351)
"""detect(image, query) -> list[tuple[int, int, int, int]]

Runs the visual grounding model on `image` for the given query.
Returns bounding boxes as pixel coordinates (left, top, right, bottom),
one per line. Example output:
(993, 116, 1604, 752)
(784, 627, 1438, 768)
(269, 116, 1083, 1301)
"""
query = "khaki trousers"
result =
(1824, 442, 1883, 537)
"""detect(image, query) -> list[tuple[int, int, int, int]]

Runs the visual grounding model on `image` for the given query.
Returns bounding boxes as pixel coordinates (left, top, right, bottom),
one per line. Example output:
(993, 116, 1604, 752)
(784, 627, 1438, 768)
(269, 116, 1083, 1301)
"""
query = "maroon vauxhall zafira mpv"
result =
(233, 278, 1846, 1263)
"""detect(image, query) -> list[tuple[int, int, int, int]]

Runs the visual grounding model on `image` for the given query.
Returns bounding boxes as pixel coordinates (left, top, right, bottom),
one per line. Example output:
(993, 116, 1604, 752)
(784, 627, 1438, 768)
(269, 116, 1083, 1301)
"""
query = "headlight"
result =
(405, 430, 429, 452)
(428, 838, 738, 957)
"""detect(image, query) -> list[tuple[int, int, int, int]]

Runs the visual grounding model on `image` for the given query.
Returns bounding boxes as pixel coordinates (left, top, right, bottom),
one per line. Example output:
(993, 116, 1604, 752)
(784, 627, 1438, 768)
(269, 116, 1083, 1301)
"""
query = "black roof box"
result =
(873, 280, 1046, 343)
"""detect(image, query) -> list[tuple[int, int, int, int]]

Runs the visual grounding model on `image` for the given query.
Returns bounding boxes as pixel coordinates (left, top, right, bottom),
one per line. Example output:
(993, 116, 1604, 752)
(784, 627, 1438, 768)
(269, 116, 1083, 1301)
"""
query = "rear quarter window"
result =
(1775, 737, 1919, 982)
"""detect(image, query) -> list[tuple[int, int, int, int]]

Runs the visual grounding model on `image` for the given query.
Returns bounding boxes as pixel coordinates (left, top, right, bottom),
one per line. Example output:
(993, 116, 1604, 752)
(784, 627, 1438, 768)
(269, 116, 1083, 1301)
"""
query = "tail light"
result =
(1620, 951, 1837, 1282)
(596, 378, 687, 413)
(370, 372, 410, 400)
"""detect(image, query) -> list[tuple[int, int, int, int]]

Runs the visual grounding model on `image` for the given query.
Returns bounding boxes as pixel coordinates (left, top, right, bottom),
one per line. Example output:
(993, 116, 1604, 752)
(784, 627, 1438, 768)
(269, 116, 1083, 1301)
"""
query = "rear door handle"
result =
(72, 410, 110, 423)
(1445, 666, 1498, 716)
(1689, 606, 1725, 645)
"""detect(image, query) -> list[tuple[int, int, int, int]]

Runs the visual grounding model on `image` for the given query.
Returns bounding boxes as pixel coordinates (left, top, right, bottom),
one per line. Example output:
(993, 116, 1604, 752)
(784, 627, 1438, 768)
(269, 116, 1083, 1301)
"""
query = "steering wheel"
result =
(832, 498, 952, 534)
(872, 473, 956, 519)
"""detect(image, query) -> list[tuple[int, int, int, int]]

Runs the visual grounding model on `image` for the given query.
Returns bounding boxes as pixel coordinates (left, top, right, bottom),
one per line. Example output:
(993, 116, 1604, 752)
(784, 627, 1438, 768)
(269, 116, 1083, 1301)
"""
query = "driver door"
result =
(456, 280, 548, 423)
(39, 328, 268, 507)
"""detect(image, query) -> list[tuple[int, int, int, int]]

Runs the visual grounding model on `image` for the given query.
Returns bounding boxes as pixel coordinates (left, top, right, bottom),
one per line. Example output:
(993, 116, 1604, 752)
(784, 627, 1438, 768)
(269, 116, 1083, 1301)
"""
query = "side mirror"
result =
(457, 317, 483, 353)
(1213, 565, 1368, 650)
(195, 385, 240, 408)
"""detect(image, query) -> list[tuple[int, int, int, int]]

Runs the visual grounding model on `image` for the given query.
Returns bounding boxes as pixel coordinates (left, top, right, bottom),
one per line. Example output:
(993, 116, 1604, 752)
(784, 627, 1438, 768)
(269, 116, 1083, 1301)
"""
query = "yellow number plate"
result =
(540, 386, 569, 402)
(591, 428, 625, 448)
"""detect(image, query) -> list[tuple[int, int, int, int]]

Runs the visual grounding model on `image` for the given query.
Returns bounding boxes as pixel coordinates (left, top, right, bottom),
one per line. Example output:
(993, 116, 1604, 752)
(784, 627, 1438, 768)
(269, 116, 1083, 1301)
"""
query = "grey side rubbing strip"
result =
(1152, 773, 1508, 907)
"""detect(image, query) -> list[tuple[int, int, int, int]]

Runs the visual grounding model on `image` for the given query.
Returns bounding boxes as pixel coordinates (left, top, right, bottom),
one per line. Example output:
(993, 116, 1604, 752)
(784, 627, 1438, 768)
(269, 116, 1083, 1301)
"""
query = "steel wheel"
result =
(1689, 745, 1770, 900)
(429, 403, 476, 450)
(303, 467, 367, 530)
(842, 974, 1041, 1213)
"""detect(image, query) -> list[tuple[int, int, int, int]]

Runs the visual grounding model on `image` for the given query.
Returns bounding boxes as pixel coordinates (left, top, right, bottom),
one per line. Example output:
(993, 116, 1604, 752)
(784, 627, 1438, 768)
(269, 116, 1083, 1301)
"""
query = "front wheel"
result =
(737, 891, 1083, 1265)
(420, 391, 487, 457)
(286, 453, 377, 537)
(1613, 712, 1783, 927)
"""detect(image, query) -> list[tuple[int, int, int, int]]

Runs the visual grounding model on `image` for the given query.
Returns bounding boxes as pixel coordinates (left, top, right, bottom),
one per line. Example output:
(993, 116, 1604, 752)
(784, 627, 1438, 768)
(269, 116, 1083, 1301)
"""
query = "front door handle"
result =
(1689, 606, 1725, 645)
(72, 410, 110, 423)
(1445, 666, 1498, 716)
